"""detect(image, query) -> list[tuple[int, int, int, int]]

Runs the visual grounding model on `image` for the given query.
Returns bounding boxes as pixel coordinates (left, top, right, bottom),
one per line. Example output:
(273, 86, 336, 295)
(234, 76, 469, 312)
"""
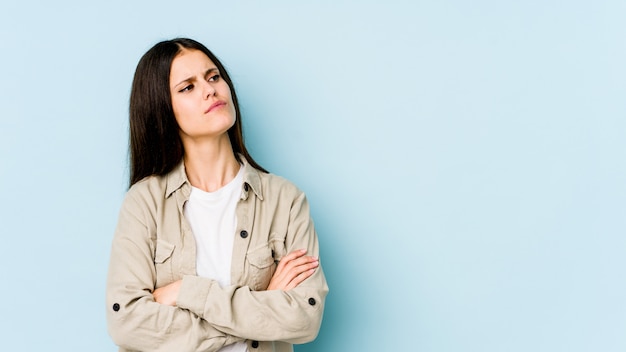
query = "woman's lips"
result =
(206, 101, 226, 113)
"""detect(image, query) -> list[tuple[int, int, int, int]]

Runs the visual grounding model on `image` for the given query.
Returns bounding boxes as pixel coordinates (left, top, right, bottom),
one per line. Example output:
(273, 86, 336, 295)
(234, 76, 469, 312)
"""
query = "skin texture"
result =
(151, 49, 318, 305)
(169, 48, 240, 193)
(170, 49, 237, 144)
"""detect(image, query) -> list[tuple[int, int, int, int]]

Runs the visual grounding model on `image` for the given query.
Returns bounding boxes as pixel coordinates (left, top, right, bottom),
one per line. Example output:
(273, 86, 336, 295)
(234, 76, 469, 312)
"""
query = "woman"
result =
(106, 38, 328, 352)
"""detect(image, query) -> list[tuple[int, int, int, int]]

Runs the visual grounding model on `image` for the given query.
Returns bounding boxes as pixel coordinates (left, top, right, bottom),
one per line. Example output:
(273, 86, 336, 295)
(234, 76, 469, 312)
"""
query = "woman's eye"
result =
(208, 74, 220, 82)
(179, 84, 193, 93)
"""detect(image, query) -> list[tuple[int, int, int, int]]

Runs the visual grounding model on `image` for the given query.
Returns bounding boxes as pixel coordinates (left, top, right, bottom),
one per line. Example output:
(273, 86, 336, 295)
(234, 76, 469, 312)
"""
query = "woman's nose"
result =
(203, 81, 216, 99)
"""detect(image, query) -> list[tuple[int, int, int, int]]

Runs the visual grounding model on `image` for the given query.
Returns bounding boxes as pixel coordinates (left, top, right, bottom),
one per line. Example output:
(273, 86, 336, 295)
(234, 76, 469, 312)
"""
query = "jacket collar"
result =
(165, 154, 264, 201)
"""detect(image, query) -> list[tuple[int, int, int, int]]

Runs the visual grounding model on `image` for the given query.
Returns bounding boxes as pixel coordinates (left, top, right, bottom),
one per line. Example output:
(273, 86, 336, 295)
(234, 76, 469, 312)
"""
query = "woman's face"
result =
(169, 49, 236, 141)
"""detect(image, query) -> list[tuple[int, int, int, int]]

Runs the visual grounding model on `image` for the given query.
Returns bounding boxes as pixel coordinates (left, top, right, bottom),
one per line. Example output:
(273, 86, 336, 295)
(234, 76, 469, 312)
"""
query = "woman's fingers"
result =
(280, 254, 318, 275)
(267, 249, 319, 291)
(285, 267, 317, 291)
(275, 248, 307, 272)
(152, 280, 182, 306)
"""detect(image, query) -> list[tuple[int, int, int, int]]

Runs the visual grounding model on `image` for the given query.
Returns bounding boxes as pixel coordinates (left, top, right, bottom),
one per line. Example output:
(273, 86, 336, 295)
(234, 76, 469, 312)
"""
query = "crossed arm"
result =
(152, 249, 319, 306)
(107, 189, 327, 351)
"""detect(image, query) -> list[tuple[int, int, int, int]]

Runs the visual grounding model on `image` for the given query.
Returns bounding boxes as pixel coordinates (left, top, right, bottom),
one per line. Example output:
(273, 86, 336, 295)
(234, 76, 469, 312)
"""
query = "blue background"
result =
(1, 1, 624, 351)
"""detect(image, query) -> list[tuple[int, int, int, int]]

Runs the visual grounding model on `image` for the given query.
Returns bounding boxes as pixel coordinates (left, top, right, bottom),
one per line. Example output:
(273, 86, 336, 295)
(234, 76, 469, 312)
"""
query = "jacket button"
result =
(251, 340, 259, 348)
(308, 298, 316, 306)
(244, 183, 249, 192)
(112, 303, 120, 312)
(240, 230, 248, 238)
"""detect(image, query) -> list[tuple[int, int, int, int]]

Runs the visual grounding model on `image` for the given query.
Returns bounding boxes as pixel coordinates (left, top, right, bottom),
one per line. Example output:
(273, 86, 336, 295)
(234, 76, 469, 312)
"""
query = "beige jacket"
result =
(106, 157, 328, 352)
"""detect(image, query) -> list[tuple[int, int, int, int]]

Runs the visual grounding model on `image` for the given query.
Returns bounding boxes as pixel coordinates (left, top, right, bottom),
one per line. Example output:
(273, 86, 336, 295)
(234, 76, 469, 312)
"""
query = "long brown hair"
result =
(129, 38, 267, 187)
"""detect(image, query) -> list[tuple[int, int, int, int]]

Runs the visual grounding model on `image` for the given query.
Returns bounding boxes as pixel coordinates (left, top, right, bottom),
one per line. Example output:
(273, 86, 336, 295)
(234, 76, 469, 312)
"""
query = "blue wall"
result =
(1, 1, 624, 351)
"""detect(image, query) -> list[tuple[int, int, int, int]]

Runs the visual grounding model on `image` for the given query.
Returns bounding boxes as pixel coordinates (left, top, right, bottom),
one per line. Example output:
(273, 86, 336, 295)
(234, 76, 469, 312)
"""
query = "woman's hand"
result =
(153, 280, 182, 306)
(267, 249, 319, 291)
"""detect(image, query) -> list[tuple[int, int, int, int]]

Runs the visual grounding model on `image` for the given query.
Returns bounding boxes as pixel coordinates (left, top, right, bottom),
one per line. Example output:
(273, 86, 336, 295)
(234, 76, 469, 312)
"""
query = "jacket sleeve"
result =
(176, 190, 329, 344)
(106, 190, 242, 352)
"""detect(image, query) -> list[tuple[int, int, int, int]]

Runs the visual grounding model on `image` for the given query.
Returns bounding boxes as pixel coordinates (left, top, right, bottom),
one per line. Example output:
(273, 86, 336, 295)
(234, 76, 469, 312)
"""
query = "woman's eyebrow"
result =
(204, 67, 219, 76)
(174, 68, 219, 87)
(174, 76, 195, 88)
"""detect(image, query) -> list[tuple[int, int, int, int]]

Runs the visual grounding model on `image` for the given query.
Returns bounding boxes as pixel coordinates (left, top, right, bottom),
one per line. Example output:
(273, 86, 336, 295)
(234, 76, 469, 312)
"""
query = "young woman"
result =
(106, 38, 328, 352)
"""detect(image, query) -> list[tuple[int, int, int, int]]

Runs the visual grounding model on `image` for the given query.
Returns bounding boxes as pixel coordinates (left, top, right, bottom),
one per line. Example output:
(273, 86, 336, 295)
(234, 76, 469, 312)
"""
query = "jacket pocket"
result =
(246, 245, 276, 291)
(154, 239, 176, 286)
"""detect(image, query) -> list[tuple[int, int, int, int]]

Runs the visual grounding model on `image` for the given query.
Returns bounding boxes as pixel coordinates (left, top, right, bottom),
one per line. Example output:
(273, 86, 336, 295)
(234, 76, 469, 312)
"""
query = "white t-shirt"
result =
(183, 166, 247, 352)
